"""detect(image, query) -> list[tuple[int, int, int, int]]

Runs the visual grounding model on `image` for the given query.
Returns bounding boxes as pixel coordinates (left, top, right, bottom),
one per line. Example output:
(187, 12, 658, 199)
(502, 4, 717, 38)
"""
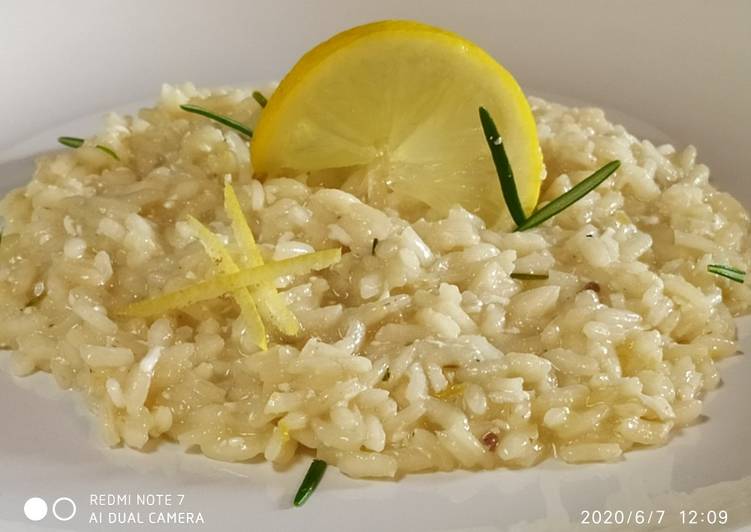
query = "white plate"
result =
(1, 2, 750, 531)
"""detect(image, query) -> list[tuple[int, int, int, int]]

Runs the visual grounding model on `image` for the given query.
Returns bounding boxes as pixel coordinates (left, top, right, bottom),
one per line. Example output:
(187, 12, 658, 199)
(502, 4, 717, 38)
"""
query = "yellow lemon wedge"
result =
(251, 20, 543, 226)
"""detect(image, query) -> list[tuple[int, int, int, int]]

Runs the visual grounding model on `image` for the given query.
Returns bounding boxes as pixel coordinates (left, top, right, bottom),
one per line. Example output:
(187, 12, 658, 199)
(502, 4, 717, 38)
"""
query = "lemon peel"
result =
(119, 248, 341, 318)
(224, 184, 300, 335)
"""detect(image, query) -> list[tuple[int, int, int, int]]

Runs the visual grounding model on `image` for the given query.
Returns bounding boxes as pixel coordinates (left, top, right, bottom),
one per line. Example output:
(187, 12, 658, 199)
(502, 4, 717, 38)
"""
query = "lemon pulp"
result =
(252, 20, 543, 226)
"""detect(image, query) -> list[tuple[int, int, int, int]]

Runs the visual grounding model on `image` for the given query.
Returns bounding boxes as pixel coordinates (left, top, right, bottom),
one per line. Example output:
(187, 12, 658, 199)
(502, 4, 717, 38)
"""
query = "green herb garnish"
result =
(371, 238, 379, 256)
(58, 136, 85, 148)
(179, 104, 253, 139)
(479, 107, 526, 227)
(510, 272, 549, 281)
(515, 160, 620, 231)
(478, 107, 620, 231)
(707, 264, 746, 283)
(58, 137, 119, 160)
(94, 145, 119, 160)
(252, 91, 268, 108)
(293, 459, 327, 507)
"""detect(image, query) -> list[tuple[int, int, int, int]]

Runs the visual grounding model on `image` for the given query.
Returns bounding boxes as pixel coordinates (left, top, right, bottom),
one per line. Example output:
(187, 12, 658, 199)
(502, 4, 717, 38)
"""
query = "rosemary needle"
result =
(707, 264, 746, 283)
(515, 160, 621, 231)
(58, 137, 119, 160)
(479, 107, 526, 227)
(252, 91, 268, 108)
(57, 136, 85, 148)
(179, 104, 253, 139)
(510, 272, 549, 281)
(293, 459, 327, 507)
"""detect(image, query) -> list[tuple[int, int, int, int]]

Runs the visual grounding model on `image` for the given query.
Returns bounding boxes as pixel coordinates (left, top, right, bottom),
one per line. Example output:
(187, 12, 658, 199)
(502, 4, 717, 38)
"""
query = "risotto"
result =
(1, 83, 749, 479)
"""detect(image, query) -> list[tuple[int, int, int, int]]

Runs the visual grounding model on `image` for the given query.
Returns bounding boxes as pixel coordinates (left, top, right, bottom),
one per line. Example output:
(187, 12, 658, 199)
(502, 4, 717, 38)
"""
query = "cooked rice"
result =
(1, 83, 749, 478)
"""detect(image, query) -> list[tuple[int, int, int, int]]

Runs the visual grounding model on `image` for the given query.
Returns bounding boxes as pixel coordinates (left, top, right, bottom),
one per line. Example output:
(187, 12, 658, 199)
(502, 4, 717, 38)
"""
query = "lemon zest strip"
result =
(186, 216, 268, 350)
(118, 248, 341, 318)
(224, 184, 301, 335)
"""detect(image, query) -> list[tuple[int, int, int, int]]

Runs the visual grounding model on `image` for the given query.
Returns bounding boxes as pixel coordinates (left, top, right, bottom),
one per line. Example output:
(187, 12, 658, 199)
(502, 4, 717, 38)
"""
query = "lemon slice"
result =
(251, 20, 543, 225)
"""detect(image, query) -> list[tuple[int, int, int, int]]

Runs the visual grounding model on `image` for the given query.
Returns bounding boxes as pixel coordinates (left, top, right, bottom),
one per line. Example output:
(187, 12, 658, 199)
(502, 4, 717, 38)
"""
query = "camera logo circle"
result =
(53, 497, 77, 521)
(23, 497, 47, 521)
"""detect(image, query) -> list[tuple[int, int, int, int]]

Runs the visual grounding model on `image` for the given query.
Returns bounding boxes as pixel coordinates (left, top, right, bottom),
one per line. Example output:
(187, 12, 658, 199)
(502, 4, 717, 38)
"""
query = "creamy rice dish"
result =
(1, 81, 749, 480)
